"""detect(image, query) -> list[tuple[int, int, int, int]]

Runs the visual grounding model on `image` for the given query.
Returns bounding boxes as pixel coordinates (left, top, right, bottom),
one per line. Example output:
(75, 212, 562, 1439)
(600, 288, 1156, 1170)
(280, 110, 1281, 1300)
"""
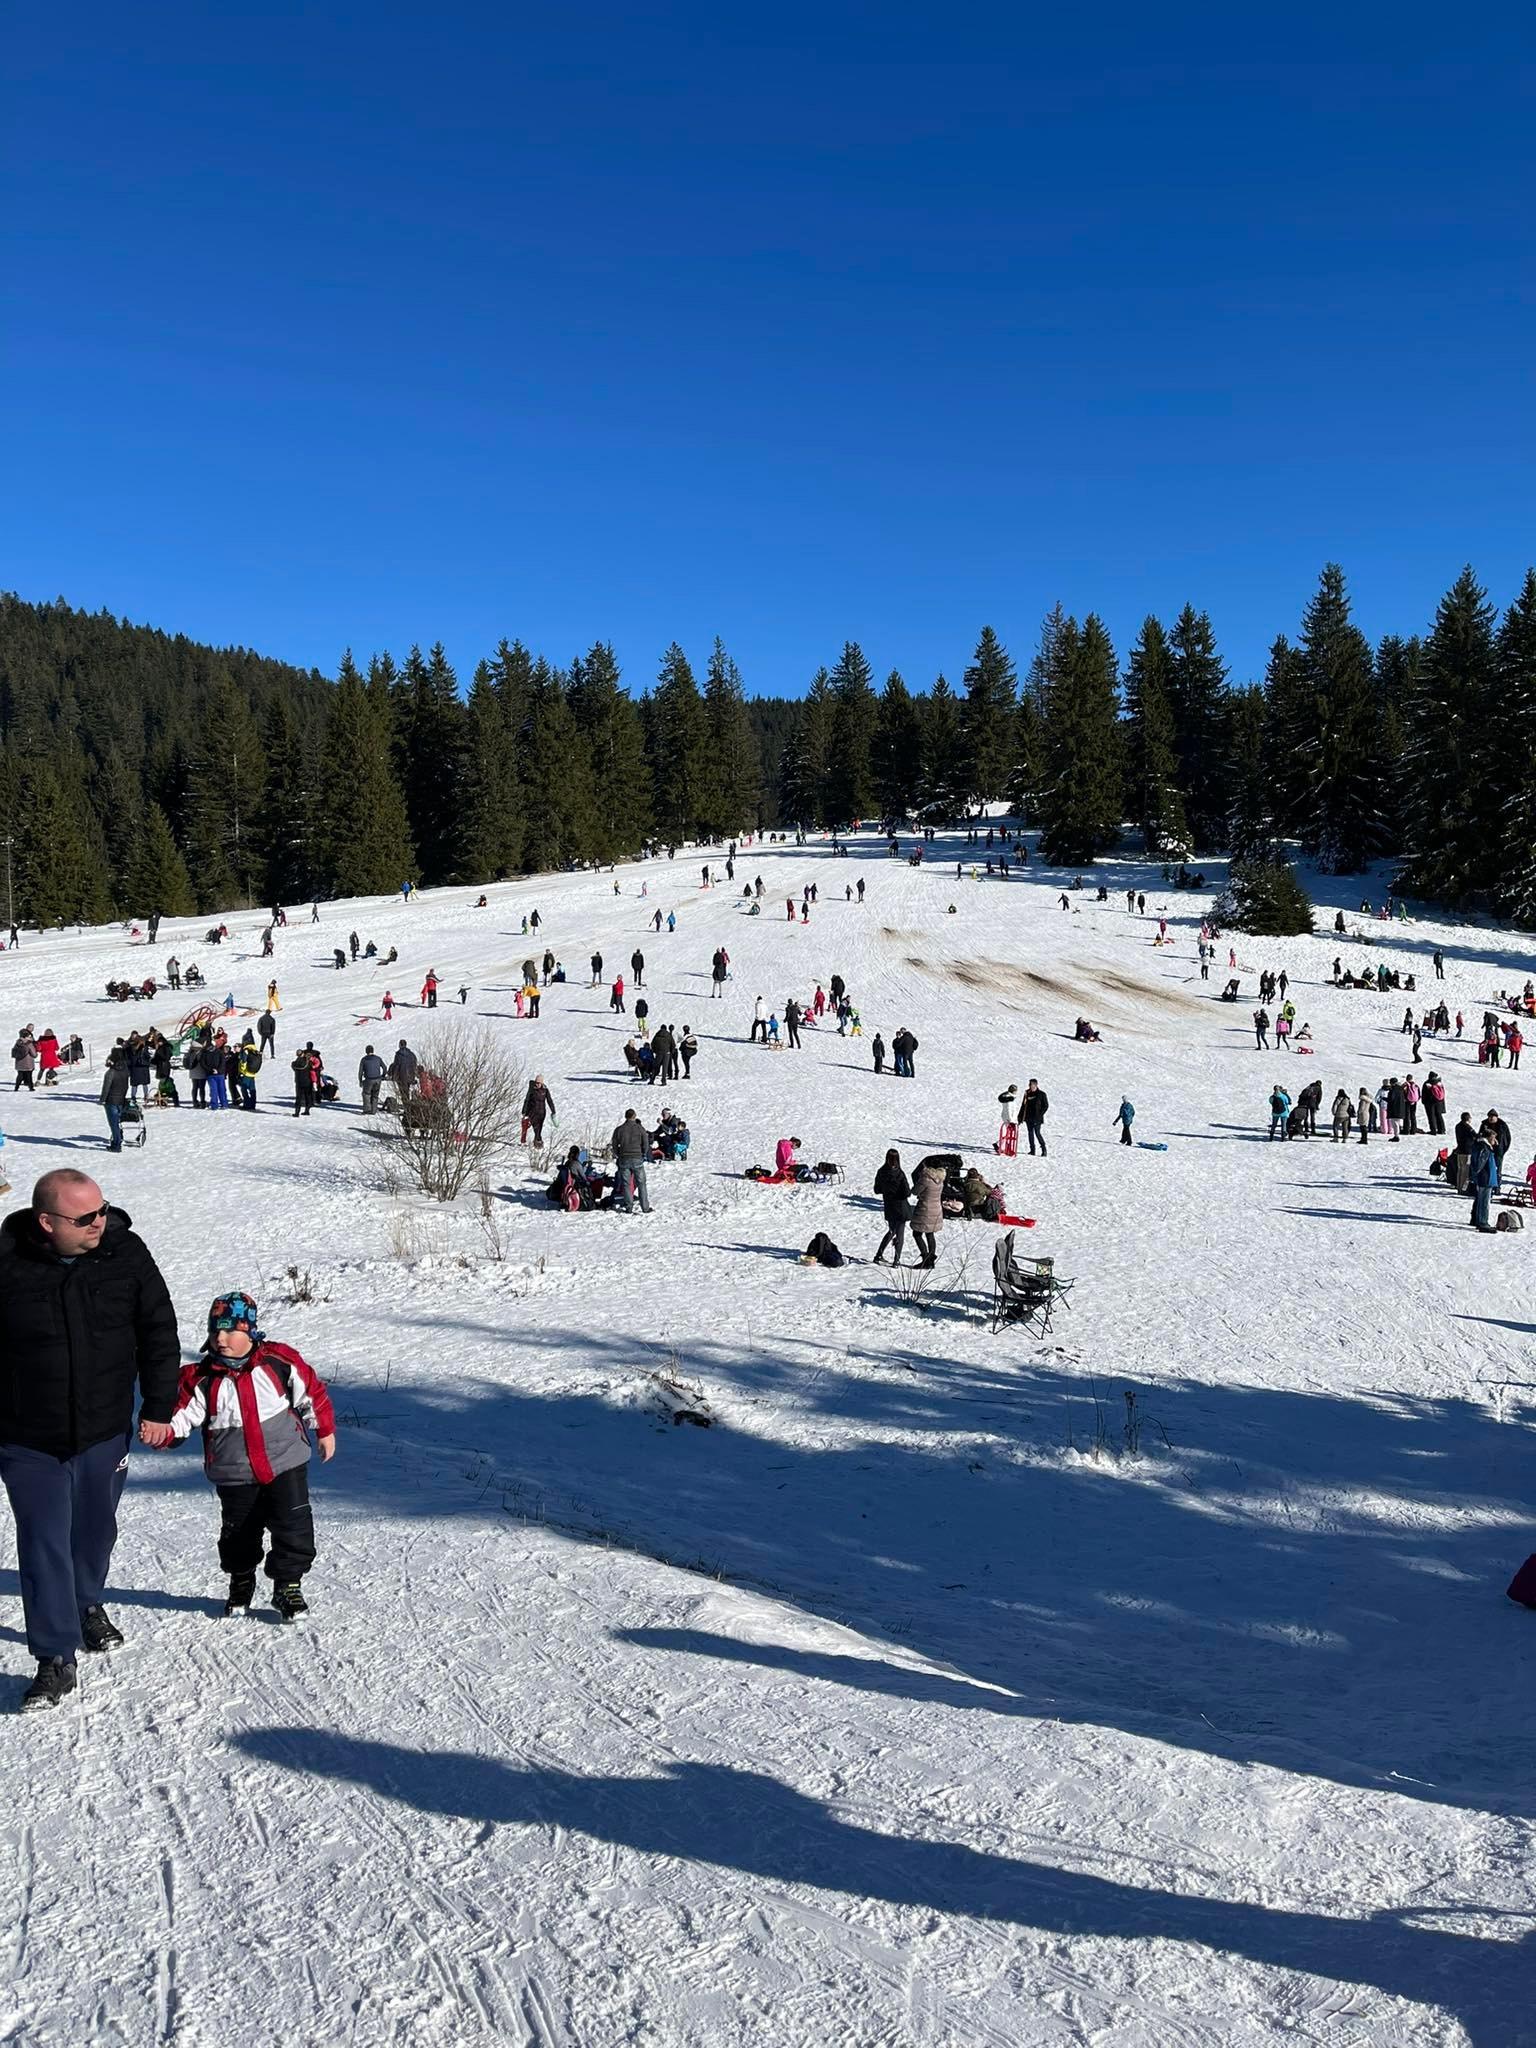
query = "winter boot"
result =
(21, 1657, 78, 1712)
(272, 1582, 309, 1624)
(80, 1605, 125, 1653)
(223, 1572, 258, 1618)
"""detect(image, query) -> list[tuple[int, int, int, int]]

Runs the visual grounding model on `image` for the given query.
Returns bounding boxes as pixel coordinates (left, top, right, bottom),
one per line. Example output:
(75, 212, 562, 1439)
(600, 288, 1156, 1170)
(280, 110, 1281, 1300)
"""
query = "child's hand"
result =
(138, 1419, 175, 1448)
(318, 1433, 336, 1462)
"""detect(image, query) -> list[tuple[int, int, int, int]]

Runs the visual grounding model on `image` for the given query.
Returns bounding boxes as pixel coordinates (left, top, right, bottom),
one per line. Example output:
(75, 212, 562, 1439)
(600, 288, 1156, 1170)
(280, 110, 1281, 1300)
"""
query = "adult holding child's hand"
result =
(0, 1170, 180, 1711)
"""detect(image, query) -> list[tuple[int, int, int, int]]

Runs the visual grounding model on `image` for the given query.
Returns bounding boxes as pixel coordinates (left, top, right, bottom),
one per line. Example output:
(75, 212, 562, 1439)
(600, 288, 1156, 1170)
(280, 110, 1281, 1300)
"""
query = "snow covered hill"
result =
(1, 834, 1532, 2048)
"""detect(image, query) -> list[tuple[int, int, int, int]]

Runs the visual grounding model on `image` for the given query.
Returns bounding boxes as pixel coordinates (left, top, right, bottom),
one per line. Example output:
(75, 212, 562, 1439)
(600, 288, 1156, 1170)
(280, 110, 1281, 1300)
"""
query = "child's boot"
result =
(272, 1582, 309, 1624)
(223, 1571, 257, 1618)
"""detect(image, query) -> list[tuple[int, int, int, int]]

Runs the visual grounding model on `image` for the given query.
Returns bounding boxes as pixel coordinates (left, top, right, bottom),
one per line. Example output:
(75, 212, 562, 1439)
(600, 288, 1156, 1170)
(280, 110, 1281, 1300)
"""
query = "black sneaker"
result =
(80, 1605, 124, 1653)
(223, 1572, 257, 1618)
(272, 1583, 308, 1624)
(21, 1657, 78, 1712)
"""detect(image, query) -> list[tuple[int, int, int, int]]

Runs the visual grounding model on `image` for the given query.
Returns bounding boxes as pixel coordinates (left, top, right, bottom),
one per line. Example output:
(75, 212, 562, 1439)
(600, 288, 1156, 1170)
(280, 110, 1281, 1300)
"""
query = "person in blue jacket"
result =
(1115, 1098, 1135, 1146)
(1469, 1132, 1500, 1232)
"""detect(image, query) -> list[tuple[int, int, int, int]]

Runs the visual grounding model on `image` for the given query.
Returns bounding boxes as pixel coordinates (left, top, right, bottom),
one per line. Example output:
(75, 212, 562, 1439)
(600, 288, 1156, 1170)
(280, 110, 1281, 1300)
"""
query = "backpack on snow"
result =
(801, 1232, 844, 1268)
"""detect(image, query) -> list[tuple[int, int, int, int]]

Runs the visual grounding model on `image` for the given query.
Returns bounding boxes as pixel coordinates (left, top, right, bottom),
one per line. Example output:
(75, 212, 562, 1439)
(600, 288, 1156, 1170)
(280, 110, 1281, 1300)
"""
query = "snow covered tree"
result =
(1037, 615, 1123, 864)
(873, 670, 921, 819)
(960, 625, 1018, 807)
(1168, 605, 1230, 849)
(1124, 616, 1190, 859)
(825, 641, 879, 823)
(1216, 854, 1315, 936)
(1399, 566, 1498, 902)
(703, 638, 759, 832)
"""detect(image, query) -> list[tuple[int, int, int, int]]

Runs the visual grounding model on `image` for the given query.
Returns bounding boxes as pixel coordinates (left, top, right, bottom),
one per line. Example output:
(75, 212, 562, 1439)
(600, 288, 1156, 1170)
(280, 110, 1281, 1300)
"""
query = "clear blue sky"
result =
(4, 4, 1532, 696)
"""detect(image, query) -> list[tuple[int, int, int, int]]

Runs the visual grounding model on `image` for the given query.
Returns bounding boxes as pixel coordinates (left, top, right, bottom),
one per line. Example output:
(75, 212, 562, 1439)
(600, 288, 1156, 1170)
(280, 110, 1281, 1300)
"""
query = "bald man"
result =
(0, 1170, 180, 1710)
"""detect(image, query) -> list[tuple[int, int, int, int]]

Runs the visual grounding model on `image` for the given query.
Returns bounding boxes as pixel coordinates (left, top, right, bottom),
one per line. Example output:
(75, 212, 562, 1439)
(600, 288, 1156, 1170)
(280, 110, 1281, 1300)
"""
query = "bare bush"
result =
(379, 1021, 524, 1203)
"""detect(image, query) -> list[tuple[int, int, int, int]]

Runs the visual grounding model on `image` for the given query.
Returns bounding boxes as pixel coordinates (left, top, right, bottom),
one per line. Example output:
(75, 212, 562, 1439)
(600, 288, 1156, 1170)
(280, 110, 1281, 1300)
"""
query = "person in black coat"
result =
(872, 1150, 911, 1264)
(0, 1173, 180, 1707)
(1022, 1080, 1049, 1156)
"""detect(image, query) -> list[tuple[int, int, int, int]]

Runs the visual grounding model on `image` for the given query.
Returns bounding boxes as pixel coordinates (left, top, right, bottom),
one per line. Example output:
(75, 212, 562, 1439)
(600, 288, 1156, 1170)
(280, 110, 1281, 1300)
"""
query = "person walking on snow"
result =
(357, 1046, 386, 1114)
(148, 1289, 335, 1622)
(1115, 1097, 1136, 1146)
(631, 949, 645, 988)
(521, 1077, 555, 1144)
(0, 1170, 180, 1709)
(610, 976, 626, 1014)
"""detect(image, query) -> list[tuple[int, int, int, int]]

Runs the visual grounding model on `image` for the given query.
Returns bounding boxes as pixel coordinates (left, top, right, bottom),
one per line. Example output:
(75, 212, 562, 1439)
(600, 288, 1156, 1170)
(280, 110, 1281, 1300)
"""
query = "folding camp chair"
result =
(991, 1231, 1053, 1334)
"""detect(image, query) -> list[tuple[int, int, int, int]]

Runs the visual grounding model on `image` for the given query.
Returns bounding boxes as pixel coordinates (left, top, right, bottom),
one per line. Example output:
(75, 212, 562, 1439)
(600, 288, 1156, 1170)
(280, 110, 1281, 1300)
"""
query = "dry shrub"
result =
(380, 1020, 524, 1203)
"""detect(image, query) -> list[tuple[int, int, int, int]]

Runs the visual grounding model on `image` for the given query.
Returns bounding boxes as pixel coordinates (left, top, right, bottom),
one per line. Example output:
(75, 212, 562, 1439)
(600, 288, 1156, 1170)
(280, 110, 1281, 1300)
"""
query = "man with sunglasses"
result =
(0, 1169, 180, 1710)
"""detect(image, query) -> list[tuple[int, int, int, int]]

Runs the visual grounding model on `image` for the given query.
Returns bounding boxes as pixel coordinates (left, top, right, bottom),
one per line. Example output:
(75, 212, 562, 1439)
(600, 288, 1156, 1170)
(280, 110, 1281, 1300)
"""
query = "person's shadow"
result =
(234, 1732, 1531, 2045)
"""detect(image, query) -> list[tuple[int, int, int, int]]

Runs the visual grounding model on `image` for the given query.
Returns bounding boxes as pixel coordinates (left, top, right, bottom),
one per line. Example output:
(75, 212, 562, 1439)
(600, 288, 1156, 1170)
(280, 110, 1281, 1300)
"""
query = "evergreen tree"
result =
(825, 641, 879, 823)
(88, 751, 145, 913)
(520, 660, 595, 869)
(960, 625, 1018, 807)
(873, 670, 922, 818)
(1036, 616, 1123, 864)
(393, 644, 466, 884)
(1224, 685, 1275, 861)
(1399, 567, 1498, 901)
(648, 644, 716, 841)
(1261, 632, 1312, 835)
(1294, 565, 1383, 873)
(457, 660, 524, 881)
(1168, 605, 1230, 849)
(1123, 617, 1190, 859)
(183, 674, 265, 908)
(318, 659, 416, 895)
(1491, 570, 1536, 922)
(779, 672, 832, 825)
(569, 643, 650, 860)
(917, 676, 966, 818)
(1372, 634, 1417, 849)
(702, 639, 759, 832)
(13, 757, 112, 926)
(1216, 854, 1315, 936)
(256, 692, 319, 903)
(125, 802, 195, 918)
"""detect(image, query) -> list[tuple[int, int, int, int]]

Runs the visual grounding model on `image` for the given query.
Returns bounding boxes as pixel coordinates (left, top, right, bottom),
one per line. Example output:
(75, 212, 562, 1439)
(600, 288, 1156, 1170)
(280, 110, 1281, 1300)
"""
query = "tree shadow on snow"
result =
(232, 1731, 1533, 2047)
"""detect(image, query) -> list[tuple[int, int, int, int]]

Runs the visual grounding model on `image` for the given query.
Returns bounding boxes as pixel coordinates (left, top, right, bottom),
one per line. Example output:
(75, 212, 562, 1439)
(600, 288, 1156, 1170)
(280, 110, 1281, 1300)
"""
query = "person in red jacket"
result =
(420, 970, 439, 1009)
(146, 1290, 335, 1621)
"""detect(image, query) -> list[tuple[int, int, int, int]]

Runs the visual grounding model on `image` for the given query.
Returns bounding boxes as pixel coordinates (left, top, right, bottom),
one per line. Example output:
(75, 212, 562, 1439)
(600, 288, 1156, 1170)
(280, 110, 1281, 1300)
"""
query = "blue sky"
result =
(4, 4, 1532, 696)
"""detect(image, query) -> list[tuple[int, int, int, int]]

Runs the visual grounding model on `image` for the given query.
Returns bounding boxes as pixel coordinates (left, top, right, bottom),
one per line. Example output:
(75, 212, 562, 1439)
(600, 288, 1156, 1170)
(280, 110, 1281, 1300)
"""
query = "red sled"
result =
(995, 1122, 1018, 1157)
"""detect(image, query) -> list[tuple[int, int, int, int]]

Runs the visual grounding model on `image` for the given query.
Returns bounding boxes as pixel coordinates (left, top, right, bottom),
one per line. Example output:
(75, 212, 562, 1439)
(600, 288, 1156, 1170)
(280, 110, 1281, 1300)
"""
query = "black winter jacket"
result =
(873, 1163, 911, 1221)
(0, 1205, 181, 1456)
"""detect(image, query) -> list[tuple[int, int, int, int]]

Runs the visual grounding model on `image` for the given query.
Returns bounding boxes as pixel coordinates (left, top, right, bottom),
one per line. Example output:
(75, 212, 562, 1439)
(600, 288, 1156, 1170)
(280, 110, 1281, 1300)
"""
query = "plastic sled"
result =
(1136, 1141, 1168, 1151)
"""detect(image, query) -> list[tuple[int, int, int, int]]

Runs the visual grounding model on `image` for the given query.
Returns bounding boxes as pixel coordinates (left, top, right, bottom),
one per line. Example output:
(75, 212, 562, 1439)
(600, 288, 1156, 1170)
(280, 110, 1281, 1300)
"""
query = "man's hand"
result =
(138, 1419, 174, 1448)
(318, 1433, 336, 1462)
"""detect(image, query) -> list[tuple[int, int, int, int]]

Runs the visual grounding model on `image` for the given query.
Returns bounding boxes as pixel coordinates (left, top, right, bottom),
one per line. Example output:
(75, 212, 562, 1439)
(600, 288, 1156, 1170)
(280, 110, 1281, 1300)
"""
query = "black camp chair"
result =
(990, 1231, 1073, 1336)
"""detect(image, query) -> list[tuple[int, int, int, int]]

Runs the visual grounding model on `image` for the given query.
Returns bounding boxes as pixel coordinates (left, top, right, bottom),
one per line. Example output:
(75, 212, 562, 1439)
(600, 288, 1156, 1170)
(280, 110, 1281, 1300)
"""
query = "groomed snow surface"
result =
(2, 834, 1533, 2048)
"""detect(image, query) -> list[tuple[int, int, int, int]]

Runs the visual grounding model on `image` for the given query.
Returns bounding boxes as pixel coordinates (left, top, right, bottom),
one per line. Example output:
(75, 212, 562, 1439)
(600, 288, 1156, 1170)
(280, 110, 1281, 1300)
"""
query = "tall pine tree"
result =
(917, 677, 966, 818)
(825, 642, 879, 824)
(256, 692, 319, 903)
(873, 670, 921, 818)
(318, 656, 416, 895)
(520, 660, 595, 869)
(1399, 567, 1497, 901)
(1036, 615, 1124, 864)
(648, 644, 716, 841)
(780, 672, 832, 826)
(1293, 565, 1383, 873)
(570, 642, 651, 860)
(960, 626, 1018, 808)
(393, 644, 465, 884)
(1123, 617, 1190, 859)
(702, 639, 759, 833)
(1494, 570, 1536, 922)
(458, 659, 524, 881)
(126, 802, 195, 918)
(1168, 605, 1230, 849)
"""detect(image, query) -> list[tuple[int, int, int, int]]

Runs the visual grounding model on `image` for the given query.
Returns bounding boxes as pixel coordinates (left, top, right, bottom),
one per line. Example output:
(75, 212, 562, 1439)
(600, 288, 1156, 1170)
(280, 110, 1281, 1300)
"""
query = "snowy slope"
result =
(1, 837, 1533, 2048)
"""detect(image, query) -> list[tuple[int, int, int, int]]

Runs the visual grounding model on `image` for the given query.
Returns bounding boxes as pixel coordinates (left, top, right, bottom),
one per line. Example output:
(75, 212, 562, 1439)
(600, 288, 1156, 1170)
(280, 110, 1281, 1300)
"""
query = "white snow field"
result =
(1, 833, 1533, 2048)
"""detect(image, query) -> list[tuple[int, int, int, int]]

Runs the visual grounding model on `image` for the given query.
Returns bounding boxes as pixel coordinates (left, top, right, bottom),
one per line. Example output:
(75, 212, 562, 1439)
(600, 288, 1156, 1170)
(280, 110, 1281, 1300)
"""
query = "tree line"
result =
(1, 561, 1533, 925)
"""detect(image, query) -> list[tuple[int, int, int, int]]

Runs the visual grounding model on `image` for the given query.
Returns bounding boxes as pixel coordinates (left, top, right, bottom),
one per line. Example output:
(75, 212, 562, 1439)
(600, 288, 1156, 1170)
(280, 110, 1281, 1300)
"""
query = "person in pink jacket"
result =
(774, 1136, 802, 1177)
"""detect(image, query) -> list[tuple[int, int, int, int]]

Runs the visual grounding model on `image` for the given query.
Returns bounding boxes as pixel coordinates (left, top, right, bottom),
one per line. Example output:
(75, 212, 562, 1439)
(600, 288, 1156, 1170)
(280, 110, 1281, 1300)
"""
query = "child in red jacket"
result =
(150, 1291, 335, 1621)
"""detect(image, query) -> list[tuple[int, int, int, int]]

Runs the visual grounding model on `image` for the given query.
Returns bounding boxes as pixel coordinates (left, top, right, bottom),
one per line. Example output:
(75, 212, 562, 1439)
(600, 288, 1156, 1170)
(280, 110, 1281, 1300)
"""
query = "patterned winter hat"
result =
(207, 1291, 260, 1339)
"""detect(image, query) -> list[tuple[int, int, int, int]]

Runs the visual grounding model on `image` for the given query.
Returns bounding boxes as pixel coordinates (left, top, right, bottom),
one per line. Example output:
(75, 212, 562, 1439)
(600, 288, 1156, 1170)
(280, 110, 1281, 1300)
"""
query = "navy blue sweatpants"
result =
(0, 1433, 130, 1660)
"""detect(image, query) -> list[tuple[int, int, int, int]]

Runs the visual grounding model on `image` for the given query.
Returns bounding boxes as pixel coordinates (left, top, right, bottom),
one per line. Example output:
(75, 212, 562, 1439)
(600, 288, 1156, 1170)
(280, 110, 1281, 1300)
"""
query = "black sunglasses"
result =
(46, 1204, 109, 1227)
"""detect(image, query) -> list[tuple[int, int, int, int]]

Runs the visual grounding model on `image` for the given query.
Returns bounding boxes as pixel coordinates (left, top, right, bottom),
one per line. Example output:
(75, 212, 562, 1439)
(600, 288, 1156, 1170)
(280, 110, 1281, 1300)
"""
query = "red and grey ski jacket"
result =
(169, 1340, 334, 1485)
